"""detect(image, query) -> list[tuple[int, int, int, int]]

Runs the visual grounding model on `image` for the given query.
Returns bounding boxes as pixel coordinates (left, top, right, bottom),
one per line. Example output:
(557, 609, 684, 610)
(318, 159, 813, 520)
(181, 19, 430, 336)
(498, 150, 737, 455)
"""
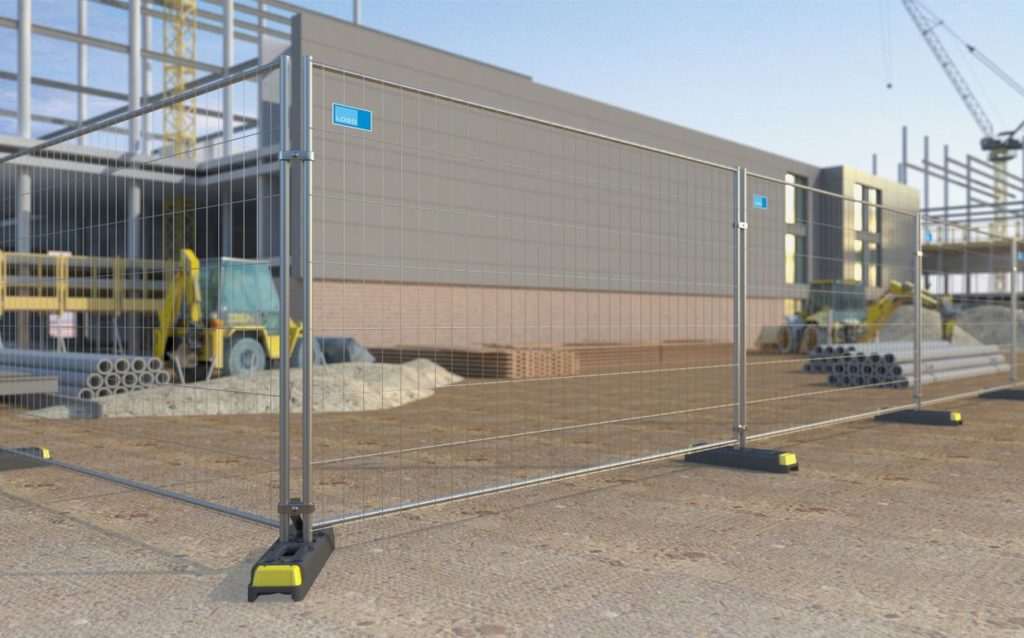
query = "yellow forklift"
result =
(0, 248, 370, 380)
(153, 249, 303, 378)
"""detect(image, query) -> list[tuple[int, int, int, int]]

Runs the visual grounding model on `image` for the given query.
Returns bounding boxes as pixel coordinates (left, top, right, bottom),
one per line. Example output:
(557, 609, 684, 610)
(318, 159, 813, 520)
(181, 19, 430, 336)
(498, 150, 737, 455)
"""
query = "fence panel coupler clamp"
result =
(279, 149, 315, 162)
(249, 498, 335, 603)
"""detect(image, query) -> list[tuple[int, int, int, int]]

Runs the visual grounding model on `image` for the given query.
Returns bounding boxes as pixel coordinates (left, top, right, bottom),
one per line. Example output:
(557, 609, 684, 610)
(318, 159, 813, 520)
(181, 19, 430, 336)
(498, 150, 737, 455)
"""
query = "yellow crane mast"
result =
(160, 0, 198, 260)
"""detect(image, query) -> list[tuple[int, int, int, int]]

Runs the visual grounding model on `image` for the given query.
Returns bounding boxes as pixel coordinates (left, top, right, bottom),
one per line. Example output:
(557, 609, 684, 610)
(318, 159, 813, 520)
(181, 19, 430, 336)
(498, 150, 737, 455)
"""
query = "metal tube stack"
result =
(802, 342, 1007, 389)
(0, 349, 169, 400)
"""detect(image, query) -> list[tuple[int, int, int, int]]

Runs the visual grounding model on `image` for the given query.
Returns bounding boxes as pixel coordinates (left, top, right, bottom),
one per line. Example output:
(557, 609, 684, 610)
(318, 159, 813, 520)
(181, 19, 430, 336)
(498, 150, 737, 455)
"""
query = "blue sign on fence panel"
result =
(924, 231, 934, 243)
(752, 194, 768, 210)
(332, 103, 373, 132)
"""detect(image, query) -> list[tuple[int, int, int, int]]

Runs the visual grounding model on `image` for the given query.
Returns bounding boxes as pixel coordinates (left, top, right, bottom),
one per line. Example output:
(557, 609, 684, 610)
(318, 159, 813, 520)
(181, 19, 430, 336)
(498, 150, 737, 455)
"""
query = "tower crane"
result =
(159, 0, 198, 260)
(901, 0, 1022, 241)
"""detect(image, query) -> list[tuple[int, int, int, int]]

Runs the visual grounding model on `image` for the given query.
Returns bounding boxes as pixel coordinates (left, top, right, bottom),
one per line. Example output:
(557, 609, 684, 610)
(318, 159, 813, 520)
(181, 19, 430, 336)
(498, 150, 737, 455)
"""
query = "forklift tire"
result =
(226, 336, 267, 376)
(800, 325, 823, 353)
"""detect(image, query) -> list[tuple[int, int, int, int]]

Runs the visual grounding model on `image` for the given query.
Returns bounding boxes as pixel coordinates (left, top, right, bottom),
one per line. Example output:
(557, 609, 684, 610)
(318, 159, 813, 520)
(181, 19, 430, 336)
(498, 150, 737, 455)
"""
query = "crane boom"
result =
(967, 45, 1024, 102)
(901, 0, 994, 138)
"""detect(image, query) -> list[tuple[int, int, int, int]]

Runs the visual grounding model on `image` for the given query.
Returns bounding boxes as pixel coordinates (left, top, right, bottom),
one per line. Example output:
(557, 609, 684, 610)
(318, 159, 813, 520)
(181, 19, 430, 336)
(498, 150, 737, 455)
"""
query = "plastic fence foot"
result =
(685, 446, 798, 473)
(0, 447, 51, 472)
(874, 409, 962, 426)
(248, 501, 335, 602)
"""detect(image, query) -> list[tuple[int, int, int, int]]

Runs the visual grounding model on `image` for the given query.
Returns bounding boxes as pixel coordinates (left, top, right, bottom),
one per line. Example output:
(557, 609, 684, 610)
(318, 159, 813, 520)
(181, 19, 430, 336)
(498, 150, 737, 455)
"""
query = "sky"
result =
(2, 0, 1023, 187)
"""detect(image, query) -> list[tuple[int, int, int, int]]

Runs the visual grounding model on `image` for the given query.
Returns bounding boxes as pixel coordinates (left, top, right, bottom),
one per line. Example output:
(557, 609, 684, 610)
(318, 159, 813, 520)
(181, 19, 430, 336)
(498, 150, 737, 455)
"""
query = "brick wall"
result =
(292, 279, 782, 350)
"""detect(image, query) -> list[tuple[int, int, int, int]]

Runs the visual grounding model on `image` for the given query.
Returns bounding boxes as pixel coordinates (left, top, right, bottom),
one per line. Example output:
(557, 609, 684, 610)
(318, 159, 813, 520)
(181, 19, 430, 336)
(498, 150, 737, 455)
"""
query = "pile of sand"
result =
(875, 306, 981, 345)
(956, 305, 1024, 346)
(29, 359, 462, 420)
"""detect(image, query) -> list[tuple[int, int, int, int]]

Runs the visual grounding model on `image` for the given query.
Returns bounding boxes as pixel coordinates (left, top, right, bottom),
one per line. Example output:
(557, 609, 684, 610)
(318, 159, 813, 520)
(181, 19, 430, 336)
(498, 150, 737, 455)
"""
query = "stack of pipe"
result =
(803, 344, 857, 374)
(803, 342, 1007, 389)
(0, 350, 170, 400)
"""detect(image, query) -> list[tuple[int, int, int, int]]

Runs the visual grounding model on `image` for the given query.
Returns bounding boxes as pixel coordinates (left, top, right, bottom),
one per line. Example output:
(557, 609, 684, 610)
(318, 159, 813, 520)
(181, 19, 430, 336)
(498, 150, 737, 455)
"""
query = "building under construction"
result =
(1, 0, 920, 357)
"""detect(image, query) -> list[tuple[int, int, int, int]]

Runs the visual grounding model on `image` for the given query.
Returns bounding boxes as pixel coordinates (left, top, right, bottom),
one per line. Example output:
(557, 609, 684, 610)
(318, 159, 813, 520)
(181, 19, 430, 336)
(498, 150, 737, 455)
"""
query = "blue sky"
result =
(2, 0, 1023, 184)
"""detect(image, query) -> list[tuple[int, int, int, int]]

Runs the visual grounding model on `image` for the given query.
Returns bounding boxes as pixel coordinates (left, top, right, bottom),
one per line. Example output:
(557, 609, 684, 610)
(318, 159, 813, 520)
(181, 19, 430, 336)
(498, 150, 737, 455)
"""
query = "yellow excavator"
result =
(773, 280, 956, 354)
(862, 281, 957, 343)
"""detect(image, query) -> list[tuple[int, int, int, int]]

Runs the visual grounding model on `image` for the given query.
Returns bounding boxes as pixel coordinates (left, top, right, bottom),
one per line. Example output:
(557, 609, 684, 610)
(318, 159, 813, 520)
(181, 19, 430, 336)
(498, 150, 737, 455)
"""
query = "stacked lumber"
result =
(371, 346, 577, 379)
(568, 341, 728, 373)
(371, 341, 728, 379)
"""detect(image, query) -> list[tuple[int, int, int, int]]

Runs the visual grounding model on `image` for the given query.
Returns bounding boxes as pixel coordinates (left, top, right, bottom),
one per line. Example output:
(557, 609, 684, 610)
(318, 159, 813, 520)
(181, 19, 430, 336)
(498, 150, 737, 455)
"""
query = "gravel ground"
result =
(0, 390, 1022, 636)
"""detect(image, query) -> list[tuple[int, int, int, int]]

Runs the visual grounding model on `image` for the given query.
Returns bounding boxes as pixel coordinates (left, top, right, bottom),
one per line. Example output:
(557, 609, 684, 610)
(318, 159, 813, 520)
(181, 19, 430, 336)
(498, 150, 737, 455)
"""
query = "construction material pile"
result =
(28, 358, 461, 419)
(874, 306, 981, 344)
(956, 305, 1024, 346)
(0, 349, 170, 400)
(803, 341, 1007, 389)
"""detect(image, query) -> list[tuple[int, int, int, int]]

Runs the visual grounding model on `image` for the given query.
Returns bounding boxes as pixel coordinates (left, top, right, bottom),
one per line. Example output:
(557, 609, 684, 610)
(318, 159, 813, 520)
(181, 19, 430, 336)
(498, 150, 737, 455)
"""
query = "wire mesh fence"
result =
(920, 219, 1018, 401)
(744, 174, 921, 438)
(305, 60, 742, 527)
(1, 53, 1021, 553)
(0, 59, 286, 525)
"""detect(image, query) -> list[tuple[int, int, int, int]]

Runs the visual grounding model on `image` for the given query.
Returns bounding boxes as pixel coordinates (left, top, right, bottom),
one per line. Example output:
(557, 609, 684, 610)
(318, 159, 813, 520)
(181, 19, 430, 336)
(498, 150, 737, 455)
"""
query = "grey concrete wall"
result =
(291, 14, 846, 299)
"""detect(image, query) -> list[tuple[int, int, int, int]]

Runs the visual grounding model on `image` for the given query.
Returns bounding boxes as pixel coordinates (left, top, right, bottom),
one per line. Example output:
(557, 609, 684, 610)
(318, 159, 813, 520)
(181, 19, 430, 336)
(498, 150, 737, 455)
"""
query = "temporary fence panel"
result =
(743, 175, 920, 439)
(304, 59, 740, 527)
(0, 59, 288, 527)
(920, 219, 1017, 402)
(3, 50, 1021, 596)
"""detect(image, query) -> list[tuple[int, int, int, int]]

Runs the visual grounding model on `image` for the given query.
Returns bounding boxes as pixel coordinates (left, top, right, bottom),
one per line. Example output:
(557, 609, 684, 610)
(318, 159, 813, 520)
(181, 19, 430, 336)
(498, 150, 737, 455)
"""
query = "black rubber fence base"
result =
(248, 528, 336, 602)
(874, 409, 962, 426)
(685, 447, 798, 473)
(979, 388, 1024, 401)
(0, 447, 51, 472)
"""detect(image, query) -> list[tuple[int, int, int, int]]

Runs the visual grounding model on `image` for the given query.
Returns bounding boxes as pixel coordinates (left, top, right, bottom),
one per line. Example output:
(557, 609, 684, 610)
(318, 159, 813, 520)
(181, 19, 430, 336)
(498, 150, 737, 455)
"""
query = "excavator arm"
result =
(860, 281, 957, 343)
(152, 249, 203, 360)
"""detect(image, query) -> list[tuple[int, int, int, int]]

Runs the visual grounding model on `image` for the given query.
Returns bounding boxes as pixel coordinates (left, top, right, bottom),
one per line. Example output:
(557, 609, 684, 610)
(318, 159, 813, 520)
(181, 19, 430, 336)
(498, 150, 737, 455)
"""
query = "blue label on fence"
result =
(924, 231, 933, 242)
(332, 103, 373, 132)
(752, 194, 768, 209)
(1019, 250, 1024, 263)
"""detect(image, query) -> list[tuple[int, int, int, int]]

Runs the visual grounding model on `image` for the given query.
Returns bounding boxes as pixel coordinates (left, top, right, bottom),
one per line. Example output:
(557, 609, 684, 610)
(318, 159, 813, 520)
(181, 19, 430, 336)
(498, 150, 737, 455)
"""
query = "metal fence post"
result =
(877, 209, 962, 426)
(914, 208, 924, 411)
(1012, 237, 1019, 386)
(300, 54, 315, 544)
(277, 53, 291, 542)
(248, 54, 335, 604)
(734, 167, 748, 449)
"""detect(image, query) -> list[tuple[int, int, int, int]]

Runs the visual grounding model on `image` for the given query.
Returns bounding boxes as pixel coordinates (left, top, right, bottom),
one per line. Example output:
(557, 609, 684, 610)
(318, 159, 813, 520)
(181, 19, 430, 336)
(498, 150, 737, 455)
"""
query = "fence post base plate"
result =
(685, 447, 798, 473)
(875, 409, 962, 426)
(248, 527, 335, 602)
(979, 388, 1024, 401)
(0, 447, 51, 472)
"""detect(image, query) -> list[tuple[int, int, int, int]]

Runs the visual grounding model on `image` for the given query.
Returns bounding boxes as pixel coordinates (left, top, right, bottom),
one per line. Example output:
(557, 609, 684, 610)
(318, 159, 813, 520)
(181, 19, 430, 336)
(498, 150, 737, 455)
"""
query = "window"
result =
(867, 187, 879, 233)
(784, 173, 808, 224)
(868, 241, 881, 287)
(853, 183, 882, 234)
(852, 184, 864, 232)
(785, 233, 808, 284)
(853, 239, 864, 282)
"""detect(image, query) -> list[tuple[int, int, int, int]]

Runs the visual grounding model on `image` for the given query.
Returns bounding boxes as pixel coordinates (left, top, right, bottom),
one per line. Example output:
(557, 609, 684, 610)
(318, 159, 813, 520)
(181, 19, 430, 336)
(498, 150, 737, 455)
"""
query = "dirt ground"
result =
(1, 347, 1023, 635)
(0, 346, 1016, 523)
